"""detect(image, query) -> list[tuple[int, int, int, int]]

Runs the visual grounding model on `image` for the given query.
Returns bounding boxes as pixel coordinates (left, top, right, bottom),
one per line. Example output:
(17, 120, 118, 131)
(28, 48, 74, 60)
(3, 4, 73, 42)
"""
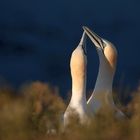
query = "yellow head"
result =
(103, 40, 117, 71)
(70, 46, 87, 91)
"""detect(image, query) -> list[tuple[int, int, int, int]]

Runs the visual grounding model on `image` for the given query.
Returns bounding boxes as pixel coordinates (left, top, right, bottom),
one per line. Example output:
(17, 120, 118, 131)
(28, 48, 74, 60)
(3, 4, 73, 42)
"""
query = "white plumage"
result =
(83, 26, 125, 118)
(64, 26, 125, 128)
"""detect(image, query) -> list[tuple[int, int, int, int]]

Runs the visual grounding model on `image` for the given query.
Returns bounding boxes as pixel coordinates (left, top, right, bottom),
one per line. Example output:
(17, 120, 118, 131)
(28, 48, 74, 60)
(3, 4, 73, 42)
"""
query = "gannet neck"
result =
(93, 50, 115, 94)
(87, 49, 115, 114)
(70, 45, 87, 107)
(93, 40, 117, 94)
(70, 69, 87, 107)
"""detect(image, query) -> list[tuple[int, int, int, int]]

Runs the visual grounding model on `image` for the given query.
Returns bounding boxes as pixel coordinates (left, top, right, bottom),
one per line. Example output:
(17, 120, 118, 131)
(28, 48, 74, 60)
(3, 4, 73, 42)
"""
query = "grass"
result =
(0, 81, 140, 140)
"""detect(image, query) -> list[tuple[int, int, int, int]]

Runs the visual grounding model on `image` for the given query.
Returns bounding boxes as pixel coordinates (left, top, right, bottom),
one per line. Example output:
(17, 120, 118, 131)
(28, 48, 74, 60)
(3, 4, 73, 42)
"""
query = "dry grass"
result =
(0, 82, 140, 140)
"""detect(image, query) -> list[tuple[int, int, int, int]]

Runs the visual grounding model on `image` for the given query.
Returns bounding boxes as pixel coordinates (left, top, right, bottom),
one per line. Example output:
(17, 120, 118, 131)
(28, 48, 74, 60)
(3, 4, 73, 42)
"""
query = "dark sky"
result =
(0, 0, 140, 97)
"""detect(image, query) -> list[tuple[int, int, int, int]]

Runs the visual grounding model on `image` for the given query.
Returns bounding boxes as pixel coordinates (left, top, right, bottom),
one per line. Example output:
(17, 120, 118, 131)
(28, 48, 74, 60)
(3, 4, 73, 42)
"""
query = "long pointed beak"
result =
(83, 26, 104, 51)
(79, 31, 87, 55)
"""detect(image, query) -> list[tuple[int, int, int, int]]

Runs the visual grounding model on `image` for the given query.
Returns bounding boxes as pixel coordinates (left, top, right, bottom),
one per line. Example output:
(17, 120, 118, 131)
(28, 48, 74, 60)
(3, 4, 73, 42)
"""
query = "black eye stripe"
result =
(79, 45, 87, 55)
(82, 45, 87, 55)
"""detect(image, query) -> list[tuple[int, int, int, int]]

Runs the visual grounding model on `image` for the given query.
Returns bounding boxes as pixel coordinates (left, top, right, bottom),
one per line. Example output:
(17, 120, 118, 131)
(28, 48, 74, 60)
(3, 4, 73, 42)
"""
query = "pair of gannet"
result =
(64, 26, 125, 126)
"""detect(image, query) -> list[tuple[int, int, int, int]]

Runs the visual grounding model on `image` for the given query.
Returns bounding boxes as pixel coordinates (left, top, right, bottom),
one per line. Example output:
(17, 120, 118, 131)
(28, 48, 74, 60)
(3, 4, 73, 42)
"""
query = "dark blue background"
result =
(0, 0, 140, 98)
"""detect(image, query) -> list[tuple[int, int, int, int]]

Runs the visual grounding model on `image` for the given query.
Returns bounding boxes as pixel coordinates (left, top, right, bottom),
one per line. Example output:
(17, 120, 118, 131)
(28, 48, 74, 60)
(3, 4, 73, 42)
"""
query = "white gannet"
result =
(63, 32, 90, 127)
(83, 26, 125, 118)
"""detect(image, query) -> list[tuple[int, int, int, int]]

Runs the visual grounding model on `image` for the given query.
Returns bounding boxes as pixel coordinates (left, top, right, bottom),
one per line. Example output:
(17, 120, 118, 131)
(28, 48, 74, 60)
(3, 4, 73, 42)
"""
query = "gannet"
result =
(63, 32, 91, 127)
(83, 26, 125, 118)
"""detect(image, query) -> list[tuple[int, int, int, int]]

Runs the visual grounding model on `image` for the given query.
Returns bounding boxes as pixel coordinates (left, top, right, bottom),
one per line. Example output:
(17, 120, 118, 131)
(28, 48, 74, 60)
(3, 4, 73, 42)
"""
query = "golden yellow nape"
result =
(104, 42, 117, 70)
(70, 47, 87, 91)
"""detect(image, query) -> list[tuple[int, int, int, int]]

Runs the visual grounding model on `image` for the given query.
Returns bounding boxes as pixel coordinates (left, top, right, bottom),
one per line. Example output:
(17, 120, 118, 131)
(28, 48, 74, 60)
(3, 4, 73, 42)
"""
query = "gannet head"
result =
(103, 39, 117, 70)
(83, 26, 117, 72)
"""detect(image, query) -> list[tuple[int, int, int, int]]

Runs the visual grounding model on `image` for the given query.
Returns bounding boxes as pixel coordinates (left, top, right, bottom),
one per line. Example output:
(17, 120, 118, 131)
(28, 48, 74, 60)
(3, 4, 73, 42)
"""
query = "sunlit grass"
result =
(0, 82, 140, 140)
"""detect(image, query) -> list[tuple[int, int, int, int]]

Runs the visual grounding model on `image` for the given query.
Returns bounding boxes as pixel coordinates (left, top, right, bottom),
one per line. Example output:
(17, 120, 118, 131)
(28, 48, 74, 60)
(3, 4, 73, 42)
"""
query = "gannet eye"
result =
(102, 39, 109, 50)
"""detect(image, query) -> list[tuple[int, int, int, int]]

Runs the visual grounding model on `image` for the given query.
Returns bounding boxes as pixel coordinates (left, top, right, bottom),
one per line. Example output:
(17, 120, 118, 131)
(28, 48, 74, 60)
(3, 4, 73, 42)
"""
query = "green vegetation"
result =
(0, 81, 140, 140)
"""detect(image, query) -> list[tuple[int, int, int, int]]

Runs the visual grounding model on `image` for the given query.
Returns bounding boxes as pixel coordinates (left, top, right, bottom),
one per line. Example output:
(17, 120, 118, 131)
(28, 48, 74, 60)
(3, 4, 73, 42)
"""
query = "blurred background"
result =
(0, 0, 140, 98)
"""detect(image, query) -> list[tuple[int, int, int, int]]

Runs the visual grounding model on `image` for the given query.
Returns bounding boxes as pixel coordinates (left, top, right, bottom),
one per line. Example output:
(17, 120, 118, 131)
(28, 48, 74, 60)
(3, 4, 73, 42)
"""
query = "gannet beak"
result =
(83, 26, 104, 51)
(79, 31, 87, 55)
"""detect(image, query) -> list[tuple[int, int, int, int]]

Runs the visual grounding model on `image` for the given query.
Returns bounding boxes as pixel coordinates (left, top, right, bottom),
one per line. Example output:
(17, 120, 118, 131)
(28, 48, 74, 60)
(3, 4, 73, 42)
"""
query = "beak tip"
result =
(82, 26, 87, 30)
